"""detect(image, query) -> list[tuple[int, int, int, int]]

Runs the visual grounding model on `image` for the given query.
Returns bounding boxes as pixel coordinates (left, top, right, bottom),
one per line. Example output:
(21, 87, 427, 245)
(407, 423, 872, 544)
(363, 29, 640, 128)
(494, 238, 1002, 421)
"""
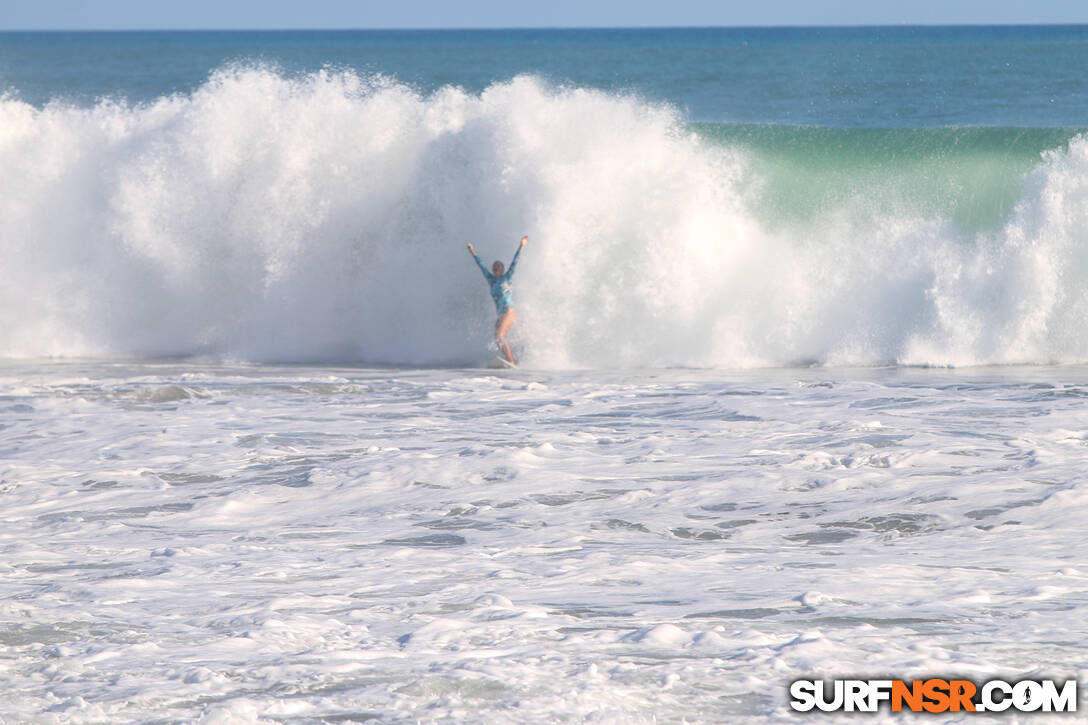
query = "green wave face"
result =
(696, 124, 1085, 237)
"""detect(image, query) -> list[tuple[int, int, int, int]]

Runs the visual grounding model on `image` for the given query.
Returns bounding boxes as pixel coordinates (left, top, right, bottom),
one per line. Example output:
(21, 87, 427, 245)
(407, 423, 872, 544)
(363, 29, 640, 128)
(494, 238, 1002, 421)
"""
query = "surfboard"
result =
(486, 355, 517, 369)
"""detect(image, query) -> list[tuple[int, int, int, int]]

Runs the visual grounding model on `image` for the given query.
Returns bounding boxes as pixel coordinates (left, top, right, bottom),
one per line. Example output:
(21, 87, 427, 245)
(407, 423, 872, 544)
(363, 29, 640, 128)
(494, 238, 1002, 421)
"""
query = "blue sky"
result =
(3, 0, 1087, 30)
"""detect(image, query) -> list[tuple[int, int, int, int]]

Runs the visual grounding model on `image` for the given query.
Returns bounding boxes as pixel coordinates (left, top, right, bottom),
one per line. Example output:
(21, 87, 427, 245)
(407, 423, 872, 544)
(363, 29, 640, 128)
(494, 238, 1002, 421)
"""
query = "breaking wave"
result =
(2, 66, 1087, 367)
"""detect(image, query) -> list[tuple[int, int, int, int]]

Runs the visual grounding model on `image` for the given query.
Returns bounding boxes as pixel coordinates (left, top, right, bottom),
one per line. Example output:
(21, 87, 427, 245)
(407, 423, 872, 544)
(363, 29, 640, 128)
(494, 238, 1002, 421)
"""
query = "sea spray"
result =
(2, 65, 1087, 367)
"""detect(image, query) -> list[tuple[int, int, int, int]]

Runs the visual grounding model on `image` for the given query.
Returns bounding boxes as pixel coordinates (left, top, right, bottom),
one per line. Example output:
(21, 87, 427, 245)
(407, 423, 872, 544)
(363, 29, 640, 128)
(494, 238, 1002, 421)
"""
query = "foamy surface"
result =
(3, 69, 1088, 368)
(3, 361, 1086, 723)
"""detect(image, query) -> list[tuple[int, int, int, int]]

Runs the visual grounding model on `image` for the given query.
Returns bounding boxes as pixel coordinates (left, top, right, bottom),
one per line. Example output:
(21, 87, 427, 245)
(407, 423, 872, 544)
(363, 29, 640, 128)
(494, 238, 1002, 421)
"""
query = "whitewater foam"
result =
(4, 360, 1088, 722)
(2, 66, 1087, 367)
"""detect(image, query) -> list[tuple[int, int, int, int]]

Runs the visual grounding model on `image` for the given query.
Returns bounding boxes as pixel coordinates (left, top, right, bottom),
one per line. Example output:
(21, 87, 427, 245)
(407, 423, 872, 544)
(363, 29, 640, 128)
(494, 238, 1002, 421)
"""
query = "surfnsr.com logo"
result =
(789, 678, 1078, 714)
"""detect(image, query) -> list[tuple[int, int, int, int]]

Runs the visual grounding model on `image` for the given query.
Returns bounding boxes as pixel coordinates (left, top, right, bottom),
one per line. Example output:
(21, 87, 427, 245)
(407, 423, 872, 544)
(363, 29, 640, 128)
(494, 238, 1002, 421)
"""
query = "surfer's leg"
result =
(495, 309, 517, 364)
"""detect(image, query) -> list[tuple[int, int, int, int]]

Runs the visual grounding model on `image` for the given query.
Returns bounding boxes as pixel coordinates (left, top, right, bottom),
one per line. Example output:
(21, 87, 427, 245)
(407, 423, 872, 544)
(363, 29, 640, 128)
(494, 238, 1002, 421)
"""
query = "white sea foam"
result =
(3, 361, 1087, 722)
(2, 67, 1088, 367)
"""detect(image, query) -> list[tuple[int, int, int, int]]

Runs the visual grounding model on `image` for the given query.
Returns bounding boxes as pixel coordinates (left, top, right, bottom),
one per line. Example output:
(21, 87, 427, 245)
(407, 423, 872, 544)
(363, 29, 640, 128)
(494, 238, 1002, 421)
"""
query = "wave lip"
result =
(1, 65, 1087, 368)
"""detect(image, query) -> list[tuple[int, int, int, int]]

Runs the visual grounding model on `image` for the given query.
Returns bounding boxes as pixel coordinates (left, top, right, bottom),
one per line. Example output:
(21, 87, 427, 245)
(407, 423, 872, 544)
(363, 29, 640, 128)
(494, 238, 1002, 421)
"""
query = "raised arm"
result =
(503, 235, 528, 280)
(467, 243, 494, 283)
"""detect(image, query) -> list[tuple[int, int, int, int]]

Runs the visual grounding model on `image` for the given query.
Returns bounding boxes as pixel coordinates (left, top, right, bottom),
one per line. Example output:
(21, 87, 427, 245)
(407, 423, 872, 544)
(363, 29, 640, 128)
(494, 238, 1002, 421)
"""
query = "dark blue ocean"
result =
(4, 26, 1088, 125)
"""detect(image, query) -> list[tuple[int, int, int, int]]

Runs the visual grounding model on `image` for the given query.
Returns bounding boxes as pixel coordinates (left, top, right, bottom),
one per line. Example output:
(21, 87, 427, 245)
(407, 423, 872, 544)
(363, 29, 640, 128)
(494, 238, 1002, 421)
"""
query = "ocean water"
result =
(2, 27, 1088, 723)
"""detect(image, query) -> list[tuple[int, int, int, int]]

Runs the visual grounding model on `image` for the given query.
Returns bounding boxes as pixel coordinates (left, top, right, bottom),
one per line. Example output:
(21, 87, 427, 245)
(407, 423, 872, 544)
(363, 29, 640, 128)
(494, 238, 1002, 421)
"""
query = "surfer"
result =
(467, 235, 527, 365)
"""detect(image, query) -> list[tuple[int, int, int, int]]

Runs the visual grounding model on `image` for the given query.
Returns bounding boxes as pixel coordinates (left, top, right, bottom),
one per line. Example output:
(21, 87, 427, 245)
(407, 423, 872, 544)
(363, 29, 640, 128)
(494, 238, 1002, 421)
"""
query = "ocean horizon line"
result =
(3, 23, 1088, 34)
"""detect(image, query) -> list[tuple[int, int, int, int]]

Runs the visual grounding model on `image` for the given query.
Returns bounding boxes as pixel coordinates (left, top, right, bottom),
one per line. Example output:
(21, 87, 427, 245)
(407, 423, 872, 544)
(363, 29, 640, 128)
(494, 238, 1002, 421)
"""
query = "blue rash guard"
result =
(473, 248, 521, 315)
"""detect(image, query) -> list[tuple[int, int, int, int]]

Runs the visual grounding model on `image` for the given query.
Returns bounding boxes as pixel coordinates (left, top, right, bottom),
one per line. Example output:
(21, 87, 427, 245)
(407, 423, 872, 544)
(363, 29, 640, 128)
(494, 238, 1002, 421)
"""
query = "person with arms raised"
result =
(467, 235, 528, 365)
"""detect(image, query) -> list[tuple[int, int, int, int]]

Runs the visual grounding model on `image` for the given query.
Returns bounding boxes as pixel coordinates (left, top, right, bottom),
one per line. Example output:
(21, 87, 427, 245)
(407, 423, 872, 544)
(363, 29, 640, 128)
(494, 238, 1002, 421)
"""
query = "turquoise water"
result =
(706, 125, 1085, 235)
